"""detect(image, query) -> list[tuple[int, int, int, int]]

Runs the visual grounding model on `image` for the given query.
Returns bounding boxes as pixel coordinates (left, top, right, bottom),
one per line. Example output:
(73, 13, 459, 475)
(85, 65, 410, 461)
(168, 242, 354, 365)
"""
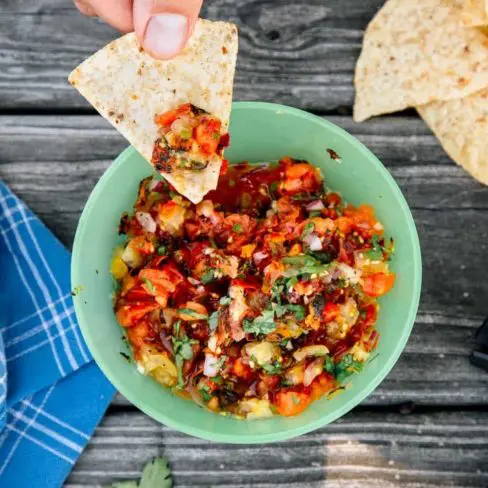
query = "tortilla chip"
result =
(353, 0, 488, 122)
(417, 88, 488, 185)
(69, 19, 238, 203)
(461, 0, 488, 26)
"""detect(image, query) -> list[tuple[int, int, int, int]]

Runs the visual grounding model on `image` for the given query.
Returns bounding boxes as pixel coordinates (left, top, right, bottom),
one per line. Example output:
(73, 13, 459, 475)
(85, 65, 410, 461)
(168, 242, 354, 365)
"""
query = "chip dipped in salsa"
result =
(111, 157, 395, 419)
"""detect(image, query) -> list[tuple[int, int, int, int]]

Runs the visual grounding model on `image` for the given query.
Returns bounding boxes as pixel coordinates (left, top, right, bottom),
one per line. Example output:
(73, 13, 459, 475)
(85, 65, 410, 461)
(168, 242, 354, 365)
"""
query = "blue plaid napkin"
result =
(0, 181, 116, 487)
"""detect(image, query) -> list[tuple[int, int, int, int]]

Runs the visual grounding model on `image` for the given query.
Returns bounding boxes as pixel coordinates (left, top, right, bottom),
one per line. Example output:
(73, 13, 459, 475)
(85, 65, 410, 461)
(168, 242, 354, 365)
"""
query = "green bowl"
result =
(72, 102, 421, 443)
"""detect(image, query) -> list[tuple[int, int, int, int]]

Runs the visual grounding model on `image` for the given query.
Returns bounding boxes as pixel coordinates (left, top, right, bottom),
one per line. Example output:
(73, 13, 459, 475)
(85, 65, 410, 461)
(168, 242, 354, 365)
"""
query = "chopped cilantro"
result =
(334, 354, 364, 383)
(301, 222, 315, 238)
(309, 210, 322, 218)
(323, 355, 335, 374)
(212, 375, 223, 385)
(292, 395, 301, 406)
(199, 384, 212, 402)
(261, 360, 282, 375)
(284, 304, 306, 321)
(366, 235, 384, 261)
(243, 309, 276, 335)
(142, 278, 155, 293)
(177, 308, 208, 320)
(307, 251, 333, 264)
(269, 181, 279, 198)
(232, 223, 243, 233)
(219, 296, 231, 306)
(172, 333, 198, 388)
(200, 269, 215, 284)
(208, 311, 219, 331)
(282, 255, 319, 267)
(229, 179, 236, 187)
(215, 355, 227, 370)
(157, 245, 167, 256)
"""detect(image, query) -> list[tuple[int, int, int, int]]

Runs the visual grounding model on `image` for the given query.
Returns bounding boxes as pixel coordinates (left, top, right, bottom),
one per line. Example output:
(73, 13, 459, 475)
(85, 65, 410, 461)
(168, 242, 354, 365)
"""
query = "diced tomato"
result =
(154, 103, 192, 127)
(127, 320, 151, 348)
(362, 273, 396, 297)
(129, 235, 155, 255)
(326, 192, 342, 207)
(195, 117, 221, 154)
(115, 302, 159, 328)
(232, 358, 253, 380)
(310, 373, 336, 401)
(322, 302, 340, 323)
(219, 159, 229, 176)
(271, 389, 311, 417)
(125, 285, 154, 302)
(230, 278, 260, 290)
(261, 374, 280, 391)
(335, 217, 353, 235)
(139, 268, 176, 293)
(219, 133, 230, 148)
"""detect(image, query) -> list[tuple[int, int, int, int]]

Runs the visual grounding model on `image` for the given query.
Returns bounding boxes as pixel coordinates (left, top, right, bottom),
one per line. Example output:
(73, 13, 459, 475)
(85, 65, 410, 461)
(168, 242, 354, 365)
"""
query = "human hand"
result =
(74, 0, 203, 59)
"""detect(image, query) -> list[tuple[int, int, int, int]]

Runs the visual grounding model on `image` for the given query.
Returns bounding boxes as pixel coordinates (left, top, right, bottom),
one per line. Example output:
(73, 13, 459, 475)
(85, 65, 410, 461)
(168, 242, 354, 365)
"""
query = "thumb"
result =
(133, 0, 203, 60)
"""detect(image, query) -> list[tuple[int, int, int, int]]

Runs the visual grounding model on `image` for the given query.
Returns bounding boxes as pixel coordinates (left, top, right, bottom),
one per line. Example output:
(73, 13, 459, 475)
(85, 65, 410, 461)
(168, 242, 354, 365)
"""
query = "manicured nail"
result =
(144, 13, 188, 59)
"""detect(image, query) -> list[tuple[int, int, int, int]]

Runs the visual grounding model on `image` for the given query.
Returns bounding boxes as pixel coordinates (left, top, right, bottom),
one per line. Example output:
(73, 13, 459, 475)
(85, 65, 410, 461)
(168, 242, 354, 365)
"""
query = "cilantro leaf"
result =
(334, 354, 364, 383)
(261, 360, 282, 375)
(200, 269, 215, 284)
(323, 355, 335, 374)
(232, 223, 243, 233)
(139, 457, 172, 488)
(142, 278, 155, 293)
(284, 304, 306, 321)
(243, 309, 276, 335)
(177, 308, 208, 320)
(301, 222, 315, 238)
(366, 235, 383, 260)
(209, 311, 219, 331)
(157, 245, 167, 256)
(219, 296, 231, 305)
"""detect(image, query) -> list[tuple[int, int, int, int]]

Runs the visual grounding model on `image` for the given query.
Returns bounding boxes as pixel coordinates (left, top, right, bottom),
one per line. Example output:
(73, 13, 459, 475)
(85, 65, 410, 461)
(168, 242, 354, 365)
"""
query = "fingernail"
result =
(144, 13, 188, 59)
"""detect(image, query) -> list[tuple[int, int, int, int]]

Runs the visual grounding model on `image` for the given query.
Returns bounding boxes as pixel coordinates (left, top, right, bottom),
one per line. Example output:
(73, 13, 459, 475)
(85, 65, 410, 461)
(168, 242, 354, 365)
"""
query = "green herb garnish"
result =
(200, 269, 215, 284)
(219, 296, 231, 306)
(232, 223, 243, 233)
(243, 309, 276, 335)
(142, 278, 155, 293)
(208, 311, 219, 331)
(301, 222, 315, 238)
(177, 308, 208, 320)
(261, 360, 282, 375)
(157, 245, 167, 256)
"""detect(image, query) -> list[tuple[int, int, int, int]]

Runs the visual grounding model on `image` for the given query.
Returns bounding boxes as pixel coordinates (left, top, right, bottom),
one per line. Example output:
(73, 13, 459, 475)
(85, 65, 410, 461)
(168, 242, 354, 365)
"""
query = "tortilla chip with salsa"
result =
(68, 19, 238, 203)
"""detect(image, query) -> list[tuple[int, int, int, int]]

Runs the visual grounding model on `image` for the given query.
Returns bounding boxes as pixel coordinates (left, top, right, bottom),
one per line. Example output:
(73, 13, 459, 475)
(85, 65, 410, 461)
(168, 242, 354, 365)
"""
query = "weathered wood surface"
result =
(65, 410, 488, 487)
(0, 0, 384, 111)
(1, 115, 487, 410)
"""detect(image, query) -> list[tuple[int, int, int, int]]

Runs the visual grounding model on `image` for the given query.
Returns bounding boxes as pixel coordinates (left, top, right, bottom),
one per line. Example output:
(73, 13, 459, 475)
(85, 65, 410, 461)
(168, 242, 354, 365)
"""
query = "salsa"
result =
(112, 157, 395, 418)
(151, 103, 229, 174)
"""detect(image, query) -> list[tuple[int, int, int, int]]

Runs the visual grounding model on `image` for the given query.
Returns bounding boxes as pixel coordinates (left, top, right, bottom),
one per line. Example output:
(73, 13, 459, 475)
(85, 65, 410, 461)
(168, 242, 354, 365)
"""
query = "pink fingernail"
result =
(144, 13, 188, 59)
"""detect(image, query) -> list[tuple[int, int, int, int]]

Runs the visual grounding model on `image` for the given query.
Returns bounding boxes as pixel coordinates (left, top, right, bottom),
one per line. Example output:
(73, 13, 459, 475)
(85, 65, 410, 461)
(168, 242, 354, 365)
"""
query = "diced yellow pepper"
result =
(110, 255, 128, 280)
(241, 243, 256, 259)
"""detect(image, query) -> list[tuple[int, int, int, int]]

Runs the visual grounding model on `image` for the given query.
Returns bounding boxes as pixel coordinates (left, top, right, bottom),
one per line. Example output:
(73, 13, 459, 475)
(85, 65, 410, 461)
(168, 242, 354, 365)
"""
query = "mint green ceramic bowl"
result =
(72, 102, 421, 443)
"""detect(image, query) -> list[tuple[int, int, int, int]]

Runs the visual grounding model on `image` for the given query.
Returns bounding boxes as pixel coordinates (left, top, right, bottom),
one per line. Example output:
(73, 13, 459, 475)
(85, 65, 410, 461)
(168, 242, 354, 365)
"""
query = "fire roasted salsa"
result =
(111, 157, 395, 418)
(151, 103, 229, 174)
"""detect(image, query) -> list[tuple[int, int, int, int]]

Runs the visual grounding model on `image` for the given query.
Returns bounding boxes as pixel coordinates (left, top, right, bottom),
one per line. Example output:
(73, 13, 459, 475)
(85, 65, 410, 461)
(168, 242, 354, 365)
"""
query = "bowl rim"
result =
(72, 101, 422, 443)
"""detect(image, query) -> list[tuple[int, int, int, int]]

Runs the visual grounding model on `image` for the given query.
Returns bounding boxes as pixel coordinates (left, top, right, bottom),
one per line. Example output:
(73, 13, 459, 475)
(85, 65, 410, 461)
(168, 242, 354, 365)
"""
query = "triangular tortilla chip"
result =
(69, 19, 238, 203)
(461, 0, 488, 26)
(417, 88, 488, 185)
(353, 0, 488, 122)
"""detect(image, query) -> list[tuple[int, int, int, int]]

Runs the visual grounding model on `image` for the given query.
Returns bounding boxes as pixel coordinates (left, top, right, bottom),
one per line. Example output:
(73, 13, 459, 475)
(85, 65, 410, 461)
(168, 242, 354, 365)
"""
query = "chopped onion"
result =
(203, 354, 220, 377)
(303, 358, 324, 387)
(135, 211, 156, 233)
(188, 277, 201, 286)
(253, 251, 268, 264)
(306, 200, 325, 211)
(170, 118, 192, 138)
(186, 383, 204, 407)
(303, 233, 322, 251)
(293, 345, 329, 362)
(159, 329, 173, 355)
(148, 179, 164, 192)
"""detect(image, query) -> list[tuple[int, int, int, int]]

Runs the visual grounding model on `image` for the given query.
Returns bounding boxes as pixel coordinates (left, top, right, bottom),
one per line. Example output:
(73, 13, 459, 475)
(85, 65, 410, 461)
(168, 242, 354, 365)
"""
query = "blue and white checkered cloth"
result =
(0, 181, 116, 487)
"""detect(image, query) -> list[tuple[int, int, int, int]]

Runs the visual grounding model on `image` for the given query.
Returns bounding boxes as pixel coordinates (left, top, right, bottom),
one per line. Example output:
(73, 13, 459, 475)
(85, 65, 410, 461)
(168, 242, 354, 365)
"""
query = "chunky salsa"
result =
(151, 103, 229, 174)
(112, 157, 395, 418)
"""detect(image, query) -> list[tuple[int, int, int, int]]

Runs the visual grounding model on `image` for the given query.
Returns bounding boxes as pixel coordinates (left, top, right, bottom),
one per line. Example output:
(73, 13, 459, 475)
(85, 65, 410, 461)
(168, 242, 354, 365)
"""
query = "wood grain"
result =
(65, 410, 488, 487)
(1, 115, 487, 409)
(0, 0, 386, 111)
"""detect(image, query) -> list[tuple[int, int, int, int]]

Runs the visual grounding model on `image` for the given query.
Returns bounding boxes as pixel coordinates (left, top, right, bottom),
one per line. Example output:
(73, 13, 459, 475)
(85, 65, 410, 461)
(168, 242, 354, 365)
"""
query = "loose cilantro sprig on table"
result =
(111, 456, 172, 488)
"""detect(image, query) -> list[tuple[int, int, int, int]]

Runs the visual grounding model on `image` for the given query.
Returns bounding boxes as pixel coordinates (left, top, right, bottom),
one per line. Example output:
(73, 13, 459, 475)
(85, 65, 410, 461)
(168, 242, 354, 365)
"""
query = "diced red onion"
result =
(135, 211, 156, 233)
(303, 233, 322, 251)
(159, 329, 173, 355)
(303, 358, 324, 387)
(203, 354, 220, 377)
(306, 200, 325, 211)
(253, 251, 268, 264)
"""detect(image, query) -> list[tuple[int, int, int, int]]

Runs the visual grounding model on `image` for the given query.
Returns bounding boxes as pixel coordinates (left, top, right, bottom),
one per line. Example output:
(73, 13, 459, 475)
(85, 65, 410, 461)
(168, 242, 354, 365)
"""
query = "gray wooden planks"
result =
(65, 410, 488, 487)
(0, 0, 386, 111)
(1, 114, 487, 409)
